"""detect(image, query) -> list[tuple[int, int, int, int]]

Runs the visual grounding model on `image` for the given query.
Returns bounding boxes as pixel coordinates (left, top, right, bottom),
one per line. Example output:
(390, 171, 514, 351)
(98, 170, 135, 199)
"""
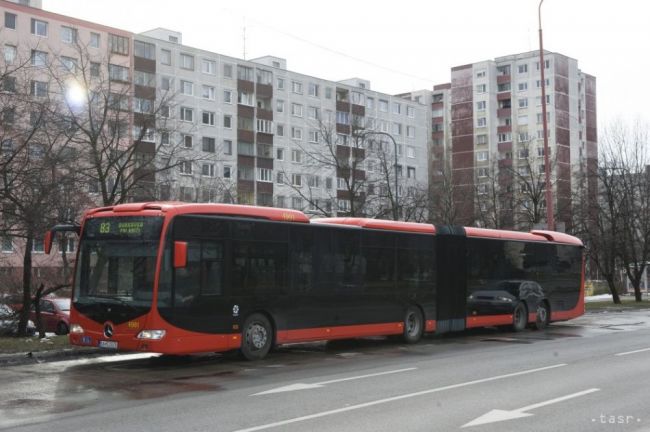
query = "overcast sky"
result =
(45, 0, 649, 125)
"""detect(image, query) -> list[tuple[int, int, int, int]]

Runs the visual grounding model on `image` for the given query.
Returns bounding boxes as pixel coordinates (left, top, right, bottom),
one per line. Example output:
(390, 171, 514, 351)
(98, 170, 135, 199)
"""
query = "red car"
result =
(30, 297, 71, 335)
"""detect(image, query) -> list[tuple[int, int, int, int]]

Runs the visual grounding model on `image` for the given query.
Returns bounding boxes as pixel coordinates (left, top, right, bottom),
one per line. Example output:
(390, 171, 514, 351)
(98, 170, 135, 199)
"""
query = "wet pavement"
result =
(1, 309, 650, 431)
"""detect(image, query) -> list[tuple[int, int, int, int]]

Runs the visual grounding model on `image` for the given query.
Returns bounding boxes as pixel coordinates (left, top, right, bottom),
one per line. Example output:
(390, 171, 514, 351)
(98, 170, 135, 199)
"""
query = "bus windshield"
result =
(74, 216, 163, 307)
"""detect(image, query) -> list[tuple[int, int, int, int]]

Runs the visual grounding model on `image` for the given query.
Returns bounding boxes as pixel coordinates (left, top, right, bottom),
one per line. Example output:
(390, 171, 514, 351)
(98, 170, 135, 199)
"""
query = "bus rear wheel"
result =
(534, 301, 550, 330)
(512, 302, 528, 332)
(240, 313, 273, 361)
(402, 307, 424, 344)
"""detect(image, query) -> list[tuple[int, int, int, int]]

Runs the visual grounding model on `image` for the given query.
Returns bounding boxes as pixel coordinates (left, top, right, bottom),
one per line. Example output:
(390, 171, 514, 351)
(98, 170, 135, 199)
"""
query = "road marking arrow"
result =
(462, 388, 600, 428)
(252, 367, 417, 396)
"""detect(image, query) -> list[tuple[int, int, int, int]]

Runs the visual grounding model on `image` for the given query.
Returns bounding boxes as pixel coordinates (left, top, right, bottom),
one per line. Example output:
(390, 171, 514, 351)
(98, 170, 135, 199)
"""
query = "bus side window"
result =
(290, 226, 313, 293)
(201, 241, 224, 295)
(174, 241, 201, 305)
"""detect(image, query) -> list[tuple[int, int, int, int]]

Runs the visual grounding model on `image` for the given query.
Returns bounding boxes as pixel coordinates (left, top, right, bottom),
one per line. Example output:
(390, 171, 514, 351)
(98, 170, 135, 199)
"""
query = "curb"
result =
(0, 347, 117, 366)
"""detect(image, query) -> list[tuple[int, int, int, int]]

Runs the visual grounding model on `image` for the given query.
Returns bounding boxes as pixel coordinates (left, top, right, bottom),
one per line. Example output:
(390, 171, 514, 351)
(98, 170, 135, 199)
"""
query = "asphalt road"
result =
(2, 310, 650, 432)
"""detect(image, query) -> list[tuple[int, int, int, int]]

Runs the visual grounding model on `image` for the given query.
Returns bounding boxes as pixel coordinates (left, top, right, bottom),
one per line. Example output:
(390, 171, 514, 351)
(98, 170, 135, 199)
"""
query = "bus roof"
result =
(83, 202, 582, 246)
(86, 202, 310, 223)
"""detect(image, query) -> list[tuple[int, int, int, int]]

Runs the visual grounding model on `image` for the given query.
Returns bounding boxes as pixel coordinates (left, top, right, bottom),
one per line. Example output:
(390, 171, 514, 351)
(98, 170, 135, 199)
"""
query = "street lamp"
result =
(538, 0, 555, 231)
(358, 131, 399, 221)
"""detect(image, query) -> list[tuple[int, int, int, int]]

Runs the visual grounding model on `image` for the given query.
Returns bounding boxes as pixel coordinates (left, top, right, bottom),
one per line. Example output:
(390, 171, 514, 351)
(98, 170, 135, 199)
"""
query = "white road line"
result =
(234, 363, 567, 432)
(462, 388, 600, 427)
(615, 347, 650, 356)
(252, 367, 417, 395)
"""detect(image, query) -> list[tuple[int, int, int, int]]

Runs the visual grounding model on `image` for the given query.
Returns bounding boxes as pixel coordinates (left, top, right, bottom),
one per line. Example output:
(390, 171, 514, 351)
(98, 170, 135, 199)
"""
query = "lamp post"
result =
(359, 131, 399, 221)
(539, 0, 555, 231)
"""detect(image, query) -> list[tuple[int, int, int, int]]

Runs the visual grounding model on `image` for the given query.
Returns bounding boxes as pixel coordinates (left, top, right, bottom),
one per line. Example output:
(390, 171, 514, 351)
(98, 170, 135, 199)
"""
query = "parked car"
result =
(30, 297, 71, 335)
(0, 304, 36, 336)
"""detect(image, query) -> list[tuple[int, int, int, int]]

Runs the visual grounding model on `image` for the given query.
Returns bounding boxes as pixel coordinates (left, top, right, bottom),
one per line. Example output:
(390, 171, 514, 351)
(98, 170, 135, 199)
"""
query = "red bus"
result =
(45, 202, 584, 360)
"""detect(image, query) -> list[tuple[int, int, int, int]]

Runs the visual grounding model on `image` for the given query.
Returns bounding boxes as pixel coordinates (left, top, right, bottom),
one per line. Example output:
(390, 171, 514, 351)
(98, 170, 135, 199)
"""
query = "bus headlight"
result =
(70, 324, 84, 334)
(136, 330, 166, 340)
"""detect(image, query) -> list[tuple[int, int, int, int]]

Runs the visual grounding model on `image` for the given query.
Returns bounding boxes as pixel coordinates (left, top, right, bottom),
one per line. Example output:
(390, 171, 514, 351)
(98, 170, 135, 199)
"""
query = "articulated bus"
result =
(45, 202, 584, 360)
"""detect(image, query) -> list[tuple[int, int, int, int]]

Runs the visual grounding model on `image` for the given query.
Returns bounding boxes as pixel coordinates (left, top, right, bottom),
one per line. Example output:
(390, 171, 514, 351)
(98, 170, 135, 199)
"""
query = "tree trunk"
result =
(605, 275, 621, 304)
(34, 284, 45, 338)
(18, 234, 34, 336)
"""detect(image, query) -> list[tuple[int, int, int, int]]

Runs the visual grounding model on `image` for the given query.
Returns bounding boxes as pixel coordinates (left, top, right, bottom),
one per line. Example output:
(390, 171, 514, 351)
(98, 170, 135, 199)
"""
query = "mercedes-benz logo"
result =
(104, 323, 114, 338)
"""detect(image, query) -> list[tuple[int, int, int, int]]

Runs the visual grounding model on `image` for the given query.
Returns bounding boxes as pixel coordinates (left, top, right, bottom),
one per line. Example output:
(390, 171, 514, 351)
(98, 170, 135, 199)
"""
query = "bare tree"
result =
(428, 158, 460, 225)
(474, 160, 513, 229)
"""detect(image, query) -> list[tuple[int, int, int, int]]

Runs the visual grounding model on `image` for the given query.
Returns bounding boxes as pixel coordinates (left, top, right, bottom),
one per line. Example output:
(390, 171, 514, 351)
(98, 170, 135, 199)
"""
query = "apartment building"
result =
(430, 51, 596, 230)
(136, 29, 430, 216)
(0, 0, 133, 279)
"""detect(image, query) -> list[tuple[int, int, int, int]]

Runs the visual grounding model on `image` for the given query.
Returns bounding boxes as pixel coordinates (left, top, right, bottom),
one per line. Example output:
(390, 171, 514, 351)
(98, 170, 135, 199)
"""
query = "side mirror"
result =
(173, 241, 188, 268)
(44, 231, 53, 255)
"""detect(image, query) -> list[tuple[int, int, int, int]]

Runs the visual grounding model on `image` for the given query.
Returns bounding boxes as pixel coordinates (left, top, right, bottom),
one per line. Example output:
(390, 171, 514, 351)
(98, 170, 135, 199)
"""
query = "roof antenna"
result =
(242, 17, 246, 60)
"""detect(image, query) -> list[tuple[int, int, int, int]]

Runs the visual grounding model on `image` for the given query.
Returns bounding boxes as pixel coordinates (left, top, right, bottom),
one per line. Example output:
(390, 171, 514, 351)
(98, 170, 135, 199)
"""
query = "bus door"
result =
(435, 226, 467, 334)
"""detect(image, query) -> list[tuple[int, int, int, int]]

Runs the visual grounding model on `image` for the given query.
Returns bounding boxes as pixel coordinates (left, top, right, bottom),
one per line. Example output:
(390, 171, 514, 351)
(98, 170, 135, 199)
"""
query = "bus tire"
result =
(240, 313, 273, 361)
(512, 302, 528, 332)
(534, 301, 550, 330)
(402, 306, 424, 344)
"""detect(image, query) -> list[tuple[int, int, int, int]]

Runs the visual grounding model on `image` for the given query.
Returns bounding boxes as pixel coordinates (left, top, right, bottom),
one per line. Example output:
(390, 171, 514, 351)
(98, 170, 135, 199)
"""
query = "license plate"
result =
(98, 340, 118, 349)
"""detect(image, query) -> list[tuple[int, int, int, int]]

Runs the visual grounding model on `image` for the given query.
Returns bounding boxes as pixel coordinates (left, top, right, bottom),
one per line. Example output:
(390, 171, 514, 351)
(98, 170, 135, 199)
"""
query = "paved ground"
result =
(2, 310, 650, 432)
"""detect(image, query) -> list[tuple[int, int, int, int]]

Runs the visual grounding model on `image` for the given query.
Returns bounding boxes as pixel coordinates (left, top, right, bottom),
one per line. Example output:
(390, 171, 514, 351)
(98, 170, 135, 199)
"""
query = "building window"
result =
(336, 111, 349, 125)
(134, 71, 155, 87)
(180, 53, 194, 70)
(237, 91, 254, 106)
(201, 163, 215, 177)
(291, 127, 303, 141)
(32, 239, 45, 253)
(60, 26, 77, 44)
(31, 50, 48, 67)
(31, 19, 48, 37)
(392, 123, 402, 135)
(477, 167, 489, 178)
(498, 132, 512, 142)
(179, 160, 193, 175)
(223, 139, 233, 155)
(224, 115, 232, 129)
(182, 134, 193, 148)
(366, 97, 374, 110)
(517, 115, 528, 125)
(89, 32, 100, 48)
(518, 82, 528, 91)
(476, 70, 486, 78)
(4, 45, 17, 64)
(180, 80, 193, 95)
(291, 174, 302, 187)
(202, 59, 216, 74)
(161, 132, 170, 145)
(30, 80, 48, 97)
(160, 49, 171, 65)
(277, 77, 284, 90)
(308, 82, 319, 97)
(379, 99, 389, 112)
(109, 34, 129, 55)
(518, 148, 529, 159)
(161, 76, 172, 91)
(276, 124, 284, 137)
(308, 106, 320, 120)
(476, 151, 489, 162)
(392, 102, 401, 115)
(518, 64, 528, 74)
(237, 65, 254, 81)
(180, 107, 194, 122)
(519, 98, 528, 108)
(223, 89, 232, 103)
(134, 40, 155, 59)
(292, 81, 303, 94)
(108, 64, 129, 82)
(257, 168, 273, 182)
(407, 166, 416, 179)
(406, 146, 415, 158)
(1, 237, 13, 253)
(4, 12, 16, 30)
(223, 63, 233, 78)
(476, 100, 486, 111)
(476, 84, 486, 93)
(276, 99, 285, 113)
(325, 87, 333, 99)
(276, 148, 284, 161)
(291, 149, 302, 163)
(309, 130, 319, 143)
(477, 117, 486, 127)
(257, 119, 273, 134)
(407, 106, 415, 117)
(202, 111, 215, 126)
(223, 166, 232, 178)
(201, 85, 215, 100)
(291, 103, 303, 117)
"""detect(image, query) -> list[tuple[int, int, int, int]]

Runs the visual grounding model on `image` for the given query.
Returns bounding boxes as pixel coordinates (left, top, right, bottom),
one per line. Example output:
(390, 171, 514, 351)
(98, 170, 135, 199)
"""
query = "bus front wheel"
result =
(241, 313, 273, 361)
(512, 302, 528, 332)
(402, 307, 424, 344)
(534, 301, 550, 330)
